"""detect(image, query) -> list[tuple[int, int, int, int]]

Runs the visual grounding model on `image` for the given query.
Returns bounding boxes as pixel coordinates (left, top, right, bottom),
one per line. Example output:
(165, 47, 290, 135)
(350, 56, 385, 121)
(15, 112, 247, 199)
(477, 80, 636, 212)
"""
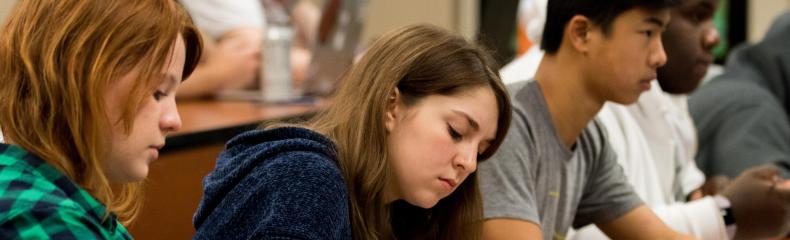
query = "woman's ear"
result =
(384, 88, 401, 132)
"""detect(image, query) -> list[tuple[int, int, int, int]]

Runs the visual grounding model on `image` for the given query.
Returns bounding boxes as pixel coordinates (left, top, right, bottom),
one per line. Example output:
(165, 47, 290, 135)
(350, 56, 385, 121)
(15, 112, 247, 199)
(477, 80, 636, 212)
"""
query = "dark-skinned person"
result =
(691, 12, 790, 179)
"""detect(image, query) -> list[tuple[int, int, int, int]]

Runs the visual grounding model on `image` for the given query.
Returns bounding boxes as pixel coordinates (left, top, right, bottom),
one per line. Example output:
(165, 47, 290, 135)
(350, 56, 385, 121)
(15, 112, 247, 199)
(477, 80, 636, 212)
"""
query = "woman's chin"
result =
(405, 193, 441, 209)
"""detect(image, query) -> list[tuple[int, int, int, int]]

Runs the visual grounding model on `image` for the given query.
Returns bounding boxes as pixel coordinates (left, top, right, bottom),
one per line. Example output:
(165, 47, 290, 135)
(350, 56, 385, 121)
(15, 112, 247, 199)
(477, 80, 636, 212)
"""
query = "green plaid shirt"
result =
(0, 144, 132, 239)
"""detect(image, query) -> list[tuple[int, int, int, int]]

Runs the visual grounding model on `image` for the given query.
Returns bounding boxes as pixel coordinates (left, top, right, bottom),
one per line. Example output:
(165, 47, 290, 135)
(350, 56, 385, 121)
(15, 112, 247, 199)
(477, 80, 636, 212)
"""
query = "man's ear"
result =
(566, 15, 595, 54)
(384, 88, 402, 132)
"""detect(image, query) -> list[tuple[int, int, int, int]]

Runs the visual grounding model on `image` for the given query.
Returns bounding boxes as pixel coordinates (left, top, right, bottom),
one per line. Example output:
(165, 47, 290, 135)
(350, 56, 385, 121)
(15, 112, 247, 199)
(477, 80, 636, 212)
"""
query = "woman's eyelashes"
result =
(153, 75, 177, 101)
(448, 121, 488, 160)
(153, 90, 167, 101)
(447, 124, 462, 141)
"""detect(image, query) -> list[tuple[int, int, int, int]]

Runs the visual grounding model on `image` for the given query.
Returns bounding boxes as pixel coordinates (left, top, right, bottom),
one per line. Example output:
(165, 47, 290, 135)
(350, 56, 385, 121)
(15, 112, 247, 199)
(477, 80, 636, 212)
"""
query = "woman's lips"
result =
(439, 177, 458, 191)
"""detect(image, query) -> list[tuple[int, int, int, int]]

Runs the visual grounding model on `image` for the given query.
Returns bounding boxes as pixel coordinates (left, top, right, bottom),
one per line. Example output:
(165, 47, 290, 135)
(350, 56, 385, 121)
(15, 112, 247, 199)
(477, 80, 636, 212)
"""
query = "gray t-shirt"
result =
(479, 80, 643, 239)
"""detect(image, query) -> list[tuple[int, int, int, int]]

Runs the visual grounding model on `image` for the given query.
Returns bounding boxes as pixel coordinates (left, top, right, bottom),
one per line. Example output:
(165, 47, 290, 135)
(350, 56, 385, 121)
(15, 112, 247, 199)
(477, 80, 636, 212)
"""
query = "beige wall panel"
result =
(748, 0, 789, 42)
(0, 0, 18, 25)
(361, 0, 477, 45)
(362, 0, 454, 44)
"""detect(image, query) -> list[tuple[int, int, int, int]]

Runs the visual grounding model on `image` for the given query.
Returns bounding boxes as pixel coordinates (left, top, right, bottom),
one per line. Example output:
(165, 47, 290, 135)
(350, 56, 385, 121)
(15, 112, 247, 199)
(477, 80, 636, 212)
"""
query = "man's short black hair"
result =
(541, 0, 679, 54)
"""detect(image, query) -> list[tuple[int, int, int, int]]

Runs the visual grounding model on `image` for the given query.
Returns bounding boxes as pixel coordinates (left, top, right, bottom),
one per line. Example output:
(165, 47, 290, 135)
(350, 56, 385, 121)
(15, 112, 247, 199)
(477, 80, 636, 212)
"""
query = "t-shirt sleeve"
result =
(179, 0, 265, 39)
(691, 80, 790, 178)
(478, 107, 540, 225)
(573, 120, 643, 228)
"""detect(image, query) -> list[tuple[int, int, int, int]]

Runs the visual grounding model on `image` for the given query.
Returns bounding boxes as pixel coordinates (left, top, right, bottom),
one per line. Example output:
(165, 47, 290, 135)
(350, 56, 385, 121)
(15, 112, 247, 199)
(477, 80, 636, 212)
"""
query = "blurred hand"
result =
(701, 175, 731, 196)
(688, 175, 731, 201)
(208, 28, 261, 90)
(722, 165, 790, 239)
(177, 28, 262, 99)
(290, 47, 311, 88)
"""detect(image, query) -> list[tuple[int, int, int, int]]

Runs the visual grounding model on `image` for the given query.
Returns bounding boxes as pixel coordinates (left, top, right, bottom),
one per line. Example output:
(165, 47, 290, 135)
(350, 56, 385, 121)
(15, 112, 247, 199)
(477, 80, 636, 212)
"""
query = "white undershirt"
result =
(179, 0, 266, 39)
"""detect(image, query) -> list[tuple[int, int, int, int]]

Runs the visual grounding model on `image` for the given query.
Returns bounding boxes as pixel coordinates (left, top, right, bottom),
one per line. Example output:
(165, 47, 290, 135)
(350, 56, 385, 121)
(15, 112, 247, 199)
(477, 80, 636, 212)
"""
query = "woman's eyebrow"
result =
(451, 110, 479, 131)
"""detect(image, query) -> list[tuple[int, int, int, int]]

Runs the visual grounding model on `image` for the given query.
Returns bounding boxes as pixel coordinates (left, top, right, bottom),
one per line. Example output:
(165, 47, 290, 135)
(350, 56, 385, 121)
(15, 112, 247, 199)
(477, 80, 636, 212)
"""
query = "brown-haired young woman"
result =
(193, 24, 512, 239)
(0, 0, 202, 238)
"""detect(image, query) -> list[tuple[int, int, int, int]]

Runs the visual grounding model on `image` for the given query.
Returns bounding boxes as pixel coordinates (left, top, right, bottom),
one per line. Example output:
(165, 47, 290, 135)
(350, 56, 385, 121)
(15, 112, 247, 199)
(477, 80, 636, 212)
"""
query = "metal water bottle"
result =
(261, 8, 295, 102)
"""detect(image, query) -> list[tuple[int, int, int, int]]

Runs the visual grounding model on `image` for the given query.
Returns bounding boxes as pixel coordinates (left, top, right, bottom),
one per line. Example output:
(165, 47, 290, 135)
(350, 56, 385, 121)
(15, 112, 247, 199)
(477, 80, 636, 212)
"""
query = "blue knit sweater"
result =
(193, 127, 351, 239)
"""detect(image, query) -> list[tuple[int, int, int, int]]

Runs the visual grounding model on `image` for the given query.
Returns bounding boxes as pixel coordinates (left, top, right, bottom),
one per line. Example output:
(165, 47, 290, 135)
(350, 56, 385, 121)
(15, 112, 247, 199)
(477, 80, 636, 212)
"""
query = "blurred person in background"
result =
(498, 0, 547, 84)
(691, 11, 790, 180)
(178, 0, 319, 99)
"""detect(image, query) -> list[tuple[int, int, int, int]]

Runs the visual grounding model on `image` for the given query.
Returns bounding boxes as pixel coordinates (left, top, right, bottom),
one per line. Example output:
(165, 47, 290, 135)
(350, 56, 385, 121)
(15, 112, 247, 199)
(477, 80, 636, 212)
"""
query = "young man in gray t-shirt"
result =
(478, 0, 693, 239)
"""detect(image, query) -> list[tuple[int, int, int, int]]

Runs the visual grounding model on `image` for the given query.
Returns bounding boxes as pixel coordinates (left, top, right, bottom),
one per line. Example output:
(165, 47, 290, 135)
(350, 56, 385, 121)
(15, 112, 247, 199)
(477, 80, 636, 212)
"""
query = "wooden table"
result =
(127, 100, 321, 239)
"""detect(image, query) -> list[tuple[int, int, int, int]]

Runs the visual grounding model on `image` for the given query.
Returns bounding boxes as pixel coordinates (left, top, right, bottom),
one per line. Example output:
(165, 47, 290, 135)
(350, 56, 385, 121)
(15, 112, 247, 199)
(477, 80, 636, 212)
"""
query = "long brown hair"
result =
(308, 24, 511, 239)
(0, 0, 202, 224)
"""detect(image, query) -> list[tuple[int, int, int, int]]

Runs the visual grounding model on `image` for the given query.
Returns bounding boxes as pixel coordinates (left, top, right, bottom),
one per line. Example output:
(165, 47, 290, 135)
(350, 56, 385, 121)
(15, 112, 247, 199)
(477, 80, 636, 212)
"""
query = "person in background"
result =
(691, 11, 790, 180)
(0, 0, 202, 238)
(498, 0, 547, 84)
(574, 0, 790, 238)
(192, 24, 511, 239)
(177, 0, 318, 99)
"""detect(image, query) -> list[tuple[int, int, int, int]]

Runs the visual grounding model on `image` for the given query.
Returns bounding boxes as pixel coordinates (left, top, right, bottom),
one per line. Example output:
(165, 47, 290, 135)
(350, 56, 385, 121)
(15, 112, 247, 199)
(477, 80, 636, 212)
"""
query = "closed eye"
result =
(447, 124, 462, 141)
(153, 90, 167, 101)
